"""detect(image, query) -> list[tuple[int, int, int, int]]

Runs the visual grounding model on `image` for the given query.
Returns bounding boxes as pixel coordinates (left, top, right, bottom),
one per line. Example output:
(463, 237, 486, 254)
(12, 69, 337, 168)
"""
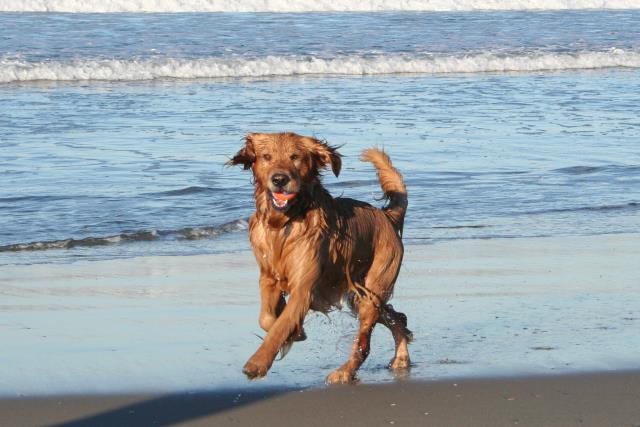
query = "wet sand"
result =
(1, 233, 639, 424)
(2, 371, 640, 426)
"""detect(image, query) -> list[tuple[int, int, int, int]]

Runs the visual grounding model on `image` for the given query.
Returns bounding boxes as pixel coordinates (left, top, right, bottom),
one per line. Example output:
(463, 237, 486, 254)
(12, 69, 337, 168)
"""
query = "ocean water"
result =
(1, 6, 639, 265)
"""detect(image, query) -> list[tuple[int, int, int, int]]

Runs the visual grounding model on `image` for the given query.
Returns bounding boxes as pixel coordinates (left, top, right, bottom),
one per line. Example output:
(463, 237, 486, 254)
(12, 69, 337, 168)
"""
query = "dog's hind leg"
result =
(326, 297, 379, 384)
(365, 238, 410, 373)
(379, 304, 412, 371)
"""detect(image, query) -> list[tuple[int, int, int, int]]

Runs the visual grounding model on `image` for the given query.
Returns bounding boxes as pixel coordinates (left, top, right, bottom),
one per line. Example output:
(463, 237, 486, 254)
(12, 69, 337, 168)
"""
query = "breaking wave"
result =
(1, 0, 638, 12)
(0, 219, 249, 252)
(526, 202, 639, 215)
(147, 186, 220, 196)
(2, 50, 639, 83)
(553, 164, 640, 175)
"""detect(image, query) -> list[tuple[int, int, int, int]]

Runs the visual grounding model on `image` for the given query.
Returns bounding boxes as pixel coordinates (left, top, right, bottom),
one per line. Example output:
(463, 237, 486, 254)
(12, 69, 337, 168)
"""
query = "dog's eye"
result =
(263, 154, 272, 161)
(290, 154, 299, 161)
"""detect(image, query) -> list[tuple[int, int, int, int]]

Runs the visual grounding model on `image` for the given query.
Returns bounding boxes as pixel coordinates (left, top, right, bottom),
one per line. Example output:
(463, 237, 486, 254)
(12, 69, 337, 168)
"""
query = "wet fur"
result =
(228, 132, 412, 384)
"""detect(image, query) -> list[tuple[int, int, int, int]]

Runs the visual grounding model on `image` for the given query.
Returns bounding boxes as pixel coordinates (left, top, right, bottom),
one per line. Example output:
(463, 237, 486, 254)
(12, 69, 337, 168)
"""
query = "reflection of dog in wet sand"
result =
(228, 132, 412, 384)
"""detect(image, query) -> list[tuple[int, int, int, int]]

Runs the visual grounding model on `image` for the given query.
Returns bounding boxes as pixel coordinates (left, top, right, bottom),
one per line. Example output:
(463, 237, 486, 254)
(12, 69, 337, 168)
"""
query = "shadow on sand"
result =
(48, 386, 299, 427)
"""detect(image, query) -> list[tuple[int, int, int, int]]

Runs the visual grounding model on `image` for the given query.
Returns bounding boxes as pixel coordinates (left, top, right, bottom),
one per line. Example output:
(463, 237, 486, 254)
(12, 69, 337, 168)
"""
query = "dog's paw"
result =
(325, 369, 356, 385)
(388, 355, 411, 371)
(242, 361, 268, 380)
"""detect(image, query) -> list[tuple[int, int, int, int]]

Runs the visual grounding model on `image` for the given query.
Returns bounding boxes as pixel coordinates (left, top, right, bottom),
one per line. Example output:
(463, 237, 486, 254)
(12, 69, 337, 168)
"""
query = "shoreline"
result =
(1, 232, 638, 399)
(2, 371, 640, 426)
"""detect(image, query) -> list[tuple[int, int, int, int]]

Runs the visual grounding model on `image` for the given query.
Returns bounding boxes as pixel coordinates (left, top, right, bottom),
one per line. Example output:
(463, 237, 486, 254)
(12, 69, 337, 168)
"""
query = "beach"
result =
(2, 4, 640, 426)
(3, 372, 640, 426)
(1, 233, 639, 425)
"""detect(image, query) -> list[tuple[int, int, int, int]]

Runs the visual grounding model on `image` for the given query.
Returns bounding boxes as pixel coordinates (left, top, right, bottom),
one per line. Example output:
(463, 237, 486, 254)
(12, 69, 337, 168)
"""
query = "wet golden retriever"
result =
(228, 132, 411, 384)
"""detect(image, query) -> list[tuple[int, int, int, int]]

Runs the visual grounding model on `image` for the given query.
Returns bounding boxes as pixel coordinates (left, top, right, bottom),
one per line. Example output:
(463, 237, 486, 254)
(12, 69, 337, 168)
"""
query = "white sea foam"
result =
(1, 0, 639, 12)
(1, 50, 639, 83)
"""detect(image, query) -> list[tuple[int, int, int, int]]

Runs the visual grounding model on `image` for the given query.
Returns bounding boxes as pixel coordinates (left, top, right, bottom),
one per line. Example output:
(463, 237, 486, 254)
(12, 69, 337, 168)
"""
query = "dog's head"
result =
(227, 132, 341, 212)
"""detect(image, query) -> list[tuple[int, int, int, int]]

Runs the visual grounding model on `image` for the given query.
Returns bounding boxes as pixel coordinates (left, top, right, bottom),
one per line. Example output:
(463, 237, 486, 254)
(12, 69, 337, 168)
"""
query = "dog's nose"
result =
(271, 173, 290, 187)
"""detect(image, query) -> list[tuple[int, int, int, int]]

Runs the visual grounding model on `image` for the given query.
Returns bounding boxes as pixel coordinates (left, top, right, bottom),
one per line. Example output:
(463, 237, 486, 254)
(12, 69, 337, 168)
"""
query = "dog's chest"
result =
(251, 224, 295, 284)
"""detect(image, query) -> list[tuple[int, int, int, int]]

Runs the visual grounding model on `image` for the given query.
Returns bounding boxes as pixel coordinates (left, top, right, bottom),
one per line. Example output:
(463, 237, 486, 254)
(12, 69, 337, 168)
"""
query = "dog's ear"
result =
(227, 134, 256, 170)
(308, 138, 342, 177)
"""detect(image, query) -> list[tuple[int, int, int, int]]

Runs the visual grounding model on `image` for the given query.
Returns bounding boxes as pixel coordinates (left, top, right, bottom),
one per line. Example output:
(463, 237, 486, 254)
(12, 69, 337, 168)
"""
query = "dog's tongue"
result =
(272, 192, 296, 202)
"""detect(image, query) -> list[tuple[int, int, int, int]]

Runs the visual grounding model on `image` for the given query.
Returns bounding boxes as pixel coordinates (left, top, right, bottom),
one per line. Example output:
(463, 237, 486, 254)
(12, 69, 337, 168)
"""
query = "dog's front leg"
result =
(243, 275, 315, 380)
(258, 274, 286, 332)
(258, 275, 307, 344)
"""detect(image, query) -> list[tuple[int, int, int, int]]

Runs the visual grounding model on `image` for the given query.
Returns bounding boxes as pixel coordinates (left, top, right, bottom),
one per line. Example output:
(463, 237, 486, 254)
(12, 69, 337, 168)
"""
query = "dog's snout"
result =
(271, 173, 290, 187)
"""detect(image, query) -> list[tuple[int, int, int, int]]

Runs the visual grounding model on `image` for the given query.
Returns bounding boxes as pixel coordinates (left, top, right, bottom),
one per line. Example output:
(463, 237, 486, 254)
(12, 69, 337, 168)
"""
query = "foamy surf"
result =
(1, 0, 639, 12)
(2, 50, 639, 83)
(0, 219, 249, 252)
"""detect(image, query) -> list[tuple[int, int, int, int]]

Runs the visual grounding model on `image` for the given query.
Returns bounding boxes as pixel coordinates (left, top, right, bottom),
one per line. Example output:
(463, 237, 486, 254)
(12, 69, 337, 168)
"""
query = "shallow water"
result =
(2, 70, 640, 264)
(1, 235, 638, 396)
(2, 7, 639, 399)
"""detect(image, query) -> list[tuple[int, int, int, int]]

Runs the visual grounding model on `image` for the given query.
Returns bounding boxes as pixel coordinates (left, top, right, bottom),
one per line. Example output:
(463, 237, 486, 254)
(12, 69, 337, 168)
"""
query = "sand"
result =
(2, 372, 640, 426)
(1, 233, 639, 425)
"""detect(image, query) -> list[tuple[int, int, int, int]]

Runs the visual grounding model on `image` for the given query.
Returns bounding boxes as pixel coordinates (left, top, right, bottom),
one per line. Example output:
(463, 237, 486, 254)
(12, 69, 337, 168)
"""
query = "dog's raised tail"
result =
(361, 148, 408, 234)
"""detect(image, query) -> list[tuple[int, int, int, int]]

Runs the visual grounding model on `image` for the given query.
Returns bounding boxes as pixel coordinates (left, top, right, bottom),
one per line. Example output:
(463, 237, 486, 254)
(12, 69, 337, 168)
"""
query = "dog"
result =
(228, 132, 412, 384)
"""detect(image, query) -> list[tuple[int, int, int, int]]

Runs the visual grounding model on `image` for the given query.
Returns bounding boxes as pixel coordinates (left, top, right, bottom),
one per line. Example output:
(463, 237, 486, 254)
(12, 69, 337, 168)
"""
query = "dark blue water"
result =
(1, 11, 639, 63)
(1, 11, 639, 265)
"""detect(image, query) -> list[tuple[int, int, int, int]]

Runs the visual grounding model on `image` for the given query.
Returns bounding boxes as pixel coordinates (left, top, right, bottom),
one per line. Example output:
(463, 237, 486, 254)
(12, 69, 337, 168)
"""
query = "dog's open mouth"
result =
(271, 191, 297, 210)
